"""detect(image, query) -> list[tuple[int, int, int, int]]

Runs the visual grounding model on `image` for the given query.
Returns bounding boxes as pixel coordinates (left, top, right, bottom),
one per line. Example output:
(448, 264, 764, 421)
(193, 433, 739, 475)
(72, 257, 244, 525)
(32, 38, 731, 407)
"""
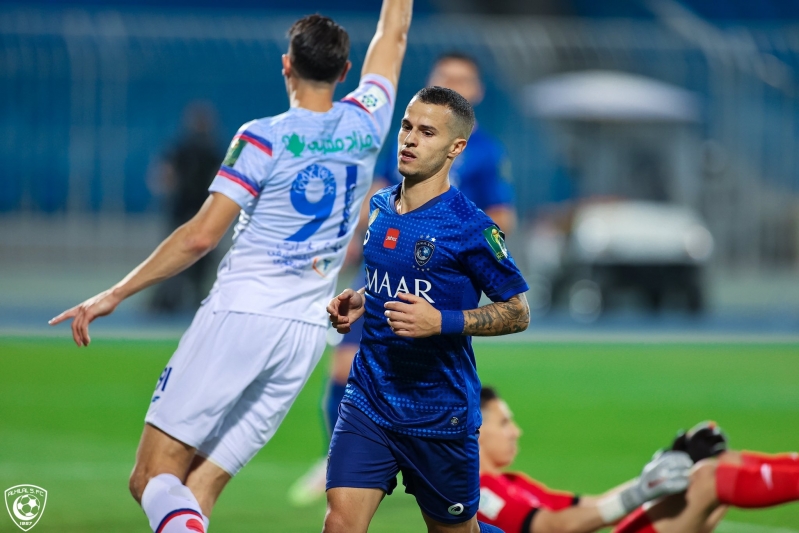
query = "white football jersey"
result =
(207, 74, 396, 325)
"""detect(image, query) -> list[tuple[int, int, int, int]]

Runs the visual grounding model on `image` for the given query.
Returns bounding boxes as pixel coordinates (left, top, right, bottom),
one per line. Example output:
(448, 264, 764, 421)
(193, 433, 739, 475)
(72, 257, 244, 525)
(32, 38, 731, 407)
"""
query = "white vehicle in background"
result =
(526, 200, 714, 322)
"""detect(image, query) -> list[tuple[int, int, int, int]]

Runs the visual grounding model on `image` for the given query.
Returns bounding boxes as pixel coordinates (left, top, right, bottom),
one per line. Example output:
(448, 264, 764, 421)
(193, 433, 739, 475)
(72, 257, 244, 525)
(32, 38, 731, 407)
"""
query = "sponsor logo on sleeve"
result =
(482, 226, 508, 261)
(356, 85, 389, 113)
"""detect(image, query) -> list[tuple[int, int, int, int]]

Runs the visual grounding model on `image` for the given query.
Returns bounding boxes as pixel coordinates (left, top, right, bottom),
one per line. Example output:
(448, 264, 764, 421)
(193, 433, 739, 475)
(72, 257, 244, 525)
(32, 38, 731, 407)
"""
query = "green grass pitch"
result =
(1, 337, 798, 532)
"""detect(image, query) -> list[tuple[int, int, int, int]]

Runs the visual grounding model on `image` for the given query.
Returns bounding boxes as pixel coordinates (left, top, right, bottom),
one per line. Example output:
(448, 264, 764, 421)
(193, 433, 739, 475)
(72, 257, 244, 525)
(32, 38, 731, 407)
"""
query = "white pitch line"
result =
(718, 521, 799, 533)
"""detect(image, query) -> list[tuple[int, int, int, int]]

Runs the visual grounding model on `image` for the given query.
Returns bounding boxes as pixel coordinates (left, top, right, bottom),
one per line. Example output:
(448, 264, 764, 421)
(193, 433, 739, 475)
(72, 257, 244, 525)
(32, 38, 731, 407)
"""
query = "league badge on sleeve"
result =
(222, 137, 246, 167)
(414, 239, 435, 267)
(355, 85, 389, 114)
(364, 209, 379, 246)
(482, 226, 508, 261)
(368, 208, 380, 227)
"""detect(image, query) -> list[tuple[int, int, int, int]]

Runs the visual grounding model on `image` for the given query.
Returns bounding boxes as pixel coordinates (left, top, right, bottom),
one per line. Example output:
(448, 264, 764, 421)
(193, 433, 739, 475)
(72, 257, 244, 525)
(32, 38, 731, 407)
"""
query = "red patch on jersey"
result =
(186, 518, 205, 533)
(383, 228, 400, 249)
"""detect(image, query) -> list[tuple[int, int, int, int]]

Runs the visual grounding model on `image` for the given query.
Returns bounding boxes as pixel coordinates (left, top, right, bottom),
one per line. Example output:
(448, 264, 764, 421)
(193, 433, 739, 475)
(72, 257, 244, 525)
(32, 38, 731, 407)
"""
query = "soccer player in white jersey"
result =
(49, 2, 412, 531)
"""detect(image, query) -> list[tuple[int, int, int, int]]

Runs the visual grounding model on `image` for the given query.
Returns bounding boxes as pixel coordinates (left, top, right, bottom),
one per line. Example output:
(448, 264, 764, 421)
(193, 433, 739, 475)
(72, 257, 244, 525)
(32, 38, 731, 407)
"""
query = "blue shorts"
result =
(327, 403, 480, 524)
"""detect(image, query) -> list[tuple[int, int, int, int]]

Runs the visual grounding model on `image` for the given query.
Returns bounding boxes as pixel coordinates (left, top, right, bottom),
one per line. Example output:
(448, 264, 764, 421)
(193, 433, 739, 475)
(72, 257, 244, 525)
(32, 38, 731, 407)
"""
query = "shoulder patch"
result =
(222, 137, 246, 167)
(368, 208, 380, 227)
(479, 487, 506, 520)
(346, 83, 389, 114)
(482, 226, 508, 261)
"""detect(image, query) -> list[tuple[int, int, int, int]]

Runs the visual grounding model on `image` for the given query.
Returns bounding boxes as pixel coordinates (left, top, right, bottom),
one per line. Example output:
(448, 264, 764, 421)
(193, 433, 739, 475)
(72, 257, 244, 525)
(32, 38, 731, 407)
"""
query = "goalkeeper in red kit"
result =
(477, 387, 799, 533)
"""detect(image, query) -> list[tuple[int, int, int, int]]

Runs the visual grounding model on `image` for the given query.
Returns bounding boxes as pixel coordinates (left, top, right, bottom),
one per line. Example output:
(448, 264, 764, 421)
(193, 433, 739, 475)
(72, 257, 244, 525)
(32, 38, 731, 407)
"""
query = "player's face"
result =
(397, 98, 465, 182)
(479, 399, 522, 469)
(428, 59, 484, 105)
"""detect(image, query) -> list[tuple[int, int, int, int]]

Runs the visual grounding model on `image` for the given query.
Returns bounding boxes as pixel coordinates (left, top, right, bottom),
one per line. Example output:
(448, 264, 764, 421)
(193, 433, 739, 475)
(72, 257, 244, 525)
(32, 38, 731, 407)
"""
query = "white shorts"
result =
(144, 298, 327, 476)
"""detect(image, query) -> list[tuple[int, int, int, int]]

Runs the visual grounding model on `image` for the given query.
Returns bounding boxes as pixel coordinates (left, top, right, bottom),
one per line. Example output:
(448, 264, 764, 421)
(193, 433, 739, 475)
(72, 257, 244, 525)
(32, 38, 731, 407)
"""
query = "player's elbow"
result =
(516, 293, 531, 332)
(184, 231, 217, 256)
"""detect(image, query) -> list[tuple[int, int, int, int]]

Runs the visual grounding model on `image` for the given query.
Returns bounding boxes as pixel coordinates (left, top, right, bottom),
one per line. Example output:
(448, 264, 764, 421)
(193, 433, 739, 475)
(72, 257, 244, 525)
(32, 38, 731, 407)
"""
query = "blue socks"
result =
(324, 381, 347, 438)
(479, 521, 506, 533)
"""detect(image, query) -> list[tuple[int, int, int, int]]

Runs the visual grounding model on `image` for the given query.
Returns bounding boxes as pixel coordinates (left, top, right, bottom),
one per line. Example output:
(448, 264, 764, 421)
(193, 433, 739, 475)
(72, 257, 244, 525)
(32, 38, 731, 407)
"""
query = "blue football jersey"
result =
(378, 126, 514, 214)
(343, 185, 529, 439)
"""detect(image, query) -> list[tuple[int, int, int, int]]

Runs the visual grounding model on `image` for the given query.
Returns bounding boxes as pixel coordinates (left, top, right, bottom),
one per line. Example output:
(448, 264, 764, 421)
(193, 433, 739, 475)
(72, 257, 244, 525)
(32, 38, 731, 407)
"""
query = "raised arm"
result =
(361, 0, 413, 88)
(462, 293, 530, 336)
(528, 452, 693, 533)
(49, 192, 240, 346)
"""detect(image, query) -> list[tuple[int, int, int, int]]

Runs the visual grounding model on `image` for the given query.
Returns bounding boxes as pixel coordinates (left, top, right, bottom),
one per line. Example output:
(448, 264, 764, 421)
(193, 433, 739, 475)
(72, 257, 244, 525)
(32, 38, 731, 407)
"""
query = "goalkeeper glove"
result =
(597, 450, 693, 523)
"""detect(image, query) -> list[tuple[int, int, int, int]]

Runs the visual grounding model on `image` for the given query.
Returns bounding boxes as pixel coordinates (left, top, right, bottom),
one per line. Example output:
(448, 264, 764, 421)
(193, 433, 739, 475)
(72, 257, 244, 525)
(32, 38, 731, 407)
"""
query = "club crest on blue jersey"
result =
(414, 240, 435, 267)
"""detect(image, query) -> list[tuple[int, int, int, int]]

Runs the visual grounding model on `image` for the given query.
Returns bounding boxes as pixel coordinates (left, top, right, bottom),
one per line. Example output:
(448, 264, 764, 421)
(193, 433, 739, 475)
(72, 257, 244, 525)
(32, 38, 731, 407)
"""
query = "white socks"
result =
(141, 474, 210, 533)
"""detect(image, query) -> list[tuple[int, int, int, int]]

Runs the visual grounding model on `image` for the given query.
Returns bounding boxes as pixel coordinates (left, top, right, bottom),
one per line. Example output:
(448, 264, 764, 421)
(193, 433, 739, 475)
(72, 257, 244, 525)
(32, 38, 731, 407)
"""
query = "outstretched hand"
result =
(636, 450, 693, 500)
(327, 288, 366, 334)
(49, 289, 122, 347)
(598, 450, 693, 523)
(384, 292, 441, 338)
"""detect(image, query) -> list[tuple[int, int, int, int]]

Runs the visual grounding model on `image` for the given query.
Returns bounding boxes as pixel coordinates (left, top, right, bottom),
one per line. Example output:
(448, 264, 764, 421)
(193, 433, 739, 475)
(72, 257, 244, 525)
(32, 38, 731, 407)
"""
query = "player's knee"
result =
(129, 469, 148, 503)
(322, 509, 358, 533)
(128, 463, 160, 503)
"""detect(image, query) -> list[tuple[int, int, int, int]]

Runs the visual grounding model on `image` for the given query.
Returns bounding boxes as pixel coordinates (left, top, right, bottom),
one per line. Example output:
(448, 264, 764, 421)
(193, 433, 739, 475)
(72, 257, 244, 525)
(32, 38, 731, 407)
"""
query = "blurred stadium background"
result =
(1, 0, 798, 531)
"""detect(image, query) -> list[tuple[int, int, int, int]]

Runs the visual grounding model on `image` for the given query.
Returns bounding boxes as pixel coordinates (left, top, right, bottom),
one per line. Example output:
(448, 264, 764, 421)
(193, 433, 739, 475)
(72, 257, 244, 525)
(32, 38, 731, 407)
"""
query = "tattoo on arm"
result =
(462, 293, 530, 336)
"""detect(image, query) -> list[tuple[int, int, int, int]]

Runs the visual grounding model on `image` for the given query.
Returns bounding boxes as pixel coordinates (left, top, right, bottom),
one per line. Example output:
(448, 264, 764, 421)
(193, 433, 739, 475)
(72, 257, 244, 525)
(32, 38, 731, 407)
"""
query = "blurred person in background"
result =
(290, 51, 519, 505)
(49, 1, 413, 531)
(148, 102, 224, 313)
(477, 387, 799, 533)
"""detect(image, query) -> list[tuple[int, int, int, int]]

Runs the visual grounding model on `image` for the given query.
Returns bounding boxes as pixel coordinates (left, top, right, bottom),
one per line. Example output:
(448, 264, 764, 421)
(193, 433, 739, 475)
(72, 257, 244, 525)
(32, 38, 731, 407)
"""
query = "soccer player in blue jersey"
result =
(290, 51, 520, 505)
(322, 87, 529, 533)
(49, 2, 413, 532)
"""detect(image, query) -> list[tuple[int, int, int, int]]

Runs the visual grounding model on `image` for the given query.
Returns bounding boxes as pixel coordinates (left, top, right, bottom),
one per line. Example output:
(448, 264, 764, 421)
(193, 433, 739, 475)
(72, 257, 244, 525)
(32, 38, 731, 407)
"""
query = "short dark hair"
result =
(414, 86, 475, 139)
(480, 386, 498, 409)
(434, 51, 482, 78)
(288, 14, 350, 83)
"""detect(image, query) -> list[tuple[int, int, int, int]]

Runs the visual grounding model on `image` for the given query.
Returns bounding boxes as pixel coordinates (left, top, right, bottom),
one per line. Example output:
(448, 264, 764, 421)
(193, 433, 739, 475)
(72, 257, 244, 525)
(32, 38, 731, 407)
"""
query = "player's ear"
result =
(281, 54, 291, 78)
(448, 137, 468, 159)
(338, 60, 352, 83)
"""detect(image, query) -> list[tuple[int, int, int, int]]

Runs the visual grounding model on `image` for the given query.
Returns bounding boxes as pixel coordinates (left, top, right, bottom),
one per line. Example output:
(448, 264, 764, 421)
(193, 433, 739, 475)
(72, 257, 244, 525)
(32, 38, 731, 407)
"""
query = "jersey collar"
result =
(388, 183, 458, 215)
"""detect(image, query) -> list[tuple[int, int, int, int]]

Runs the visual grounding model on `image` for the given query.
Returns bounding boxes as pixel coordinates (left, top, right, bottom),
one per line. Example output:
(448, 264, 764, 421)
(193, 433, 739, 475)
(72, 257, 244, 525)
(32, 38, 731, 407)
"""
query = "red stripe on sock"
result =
(716, 463, 799, 508)
(156, 509, 203, 533)
(612, 507, 658, 533)
(186, 518, 205, 533)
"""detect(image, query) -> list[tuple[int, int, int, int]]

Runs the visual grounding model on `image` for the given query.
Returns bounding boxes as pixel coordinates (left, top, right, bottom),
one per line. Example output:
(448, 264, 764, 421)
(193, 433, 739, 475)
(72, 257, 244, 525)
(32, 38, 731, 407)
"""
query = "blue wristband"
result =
(440, 310, 464, 335)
